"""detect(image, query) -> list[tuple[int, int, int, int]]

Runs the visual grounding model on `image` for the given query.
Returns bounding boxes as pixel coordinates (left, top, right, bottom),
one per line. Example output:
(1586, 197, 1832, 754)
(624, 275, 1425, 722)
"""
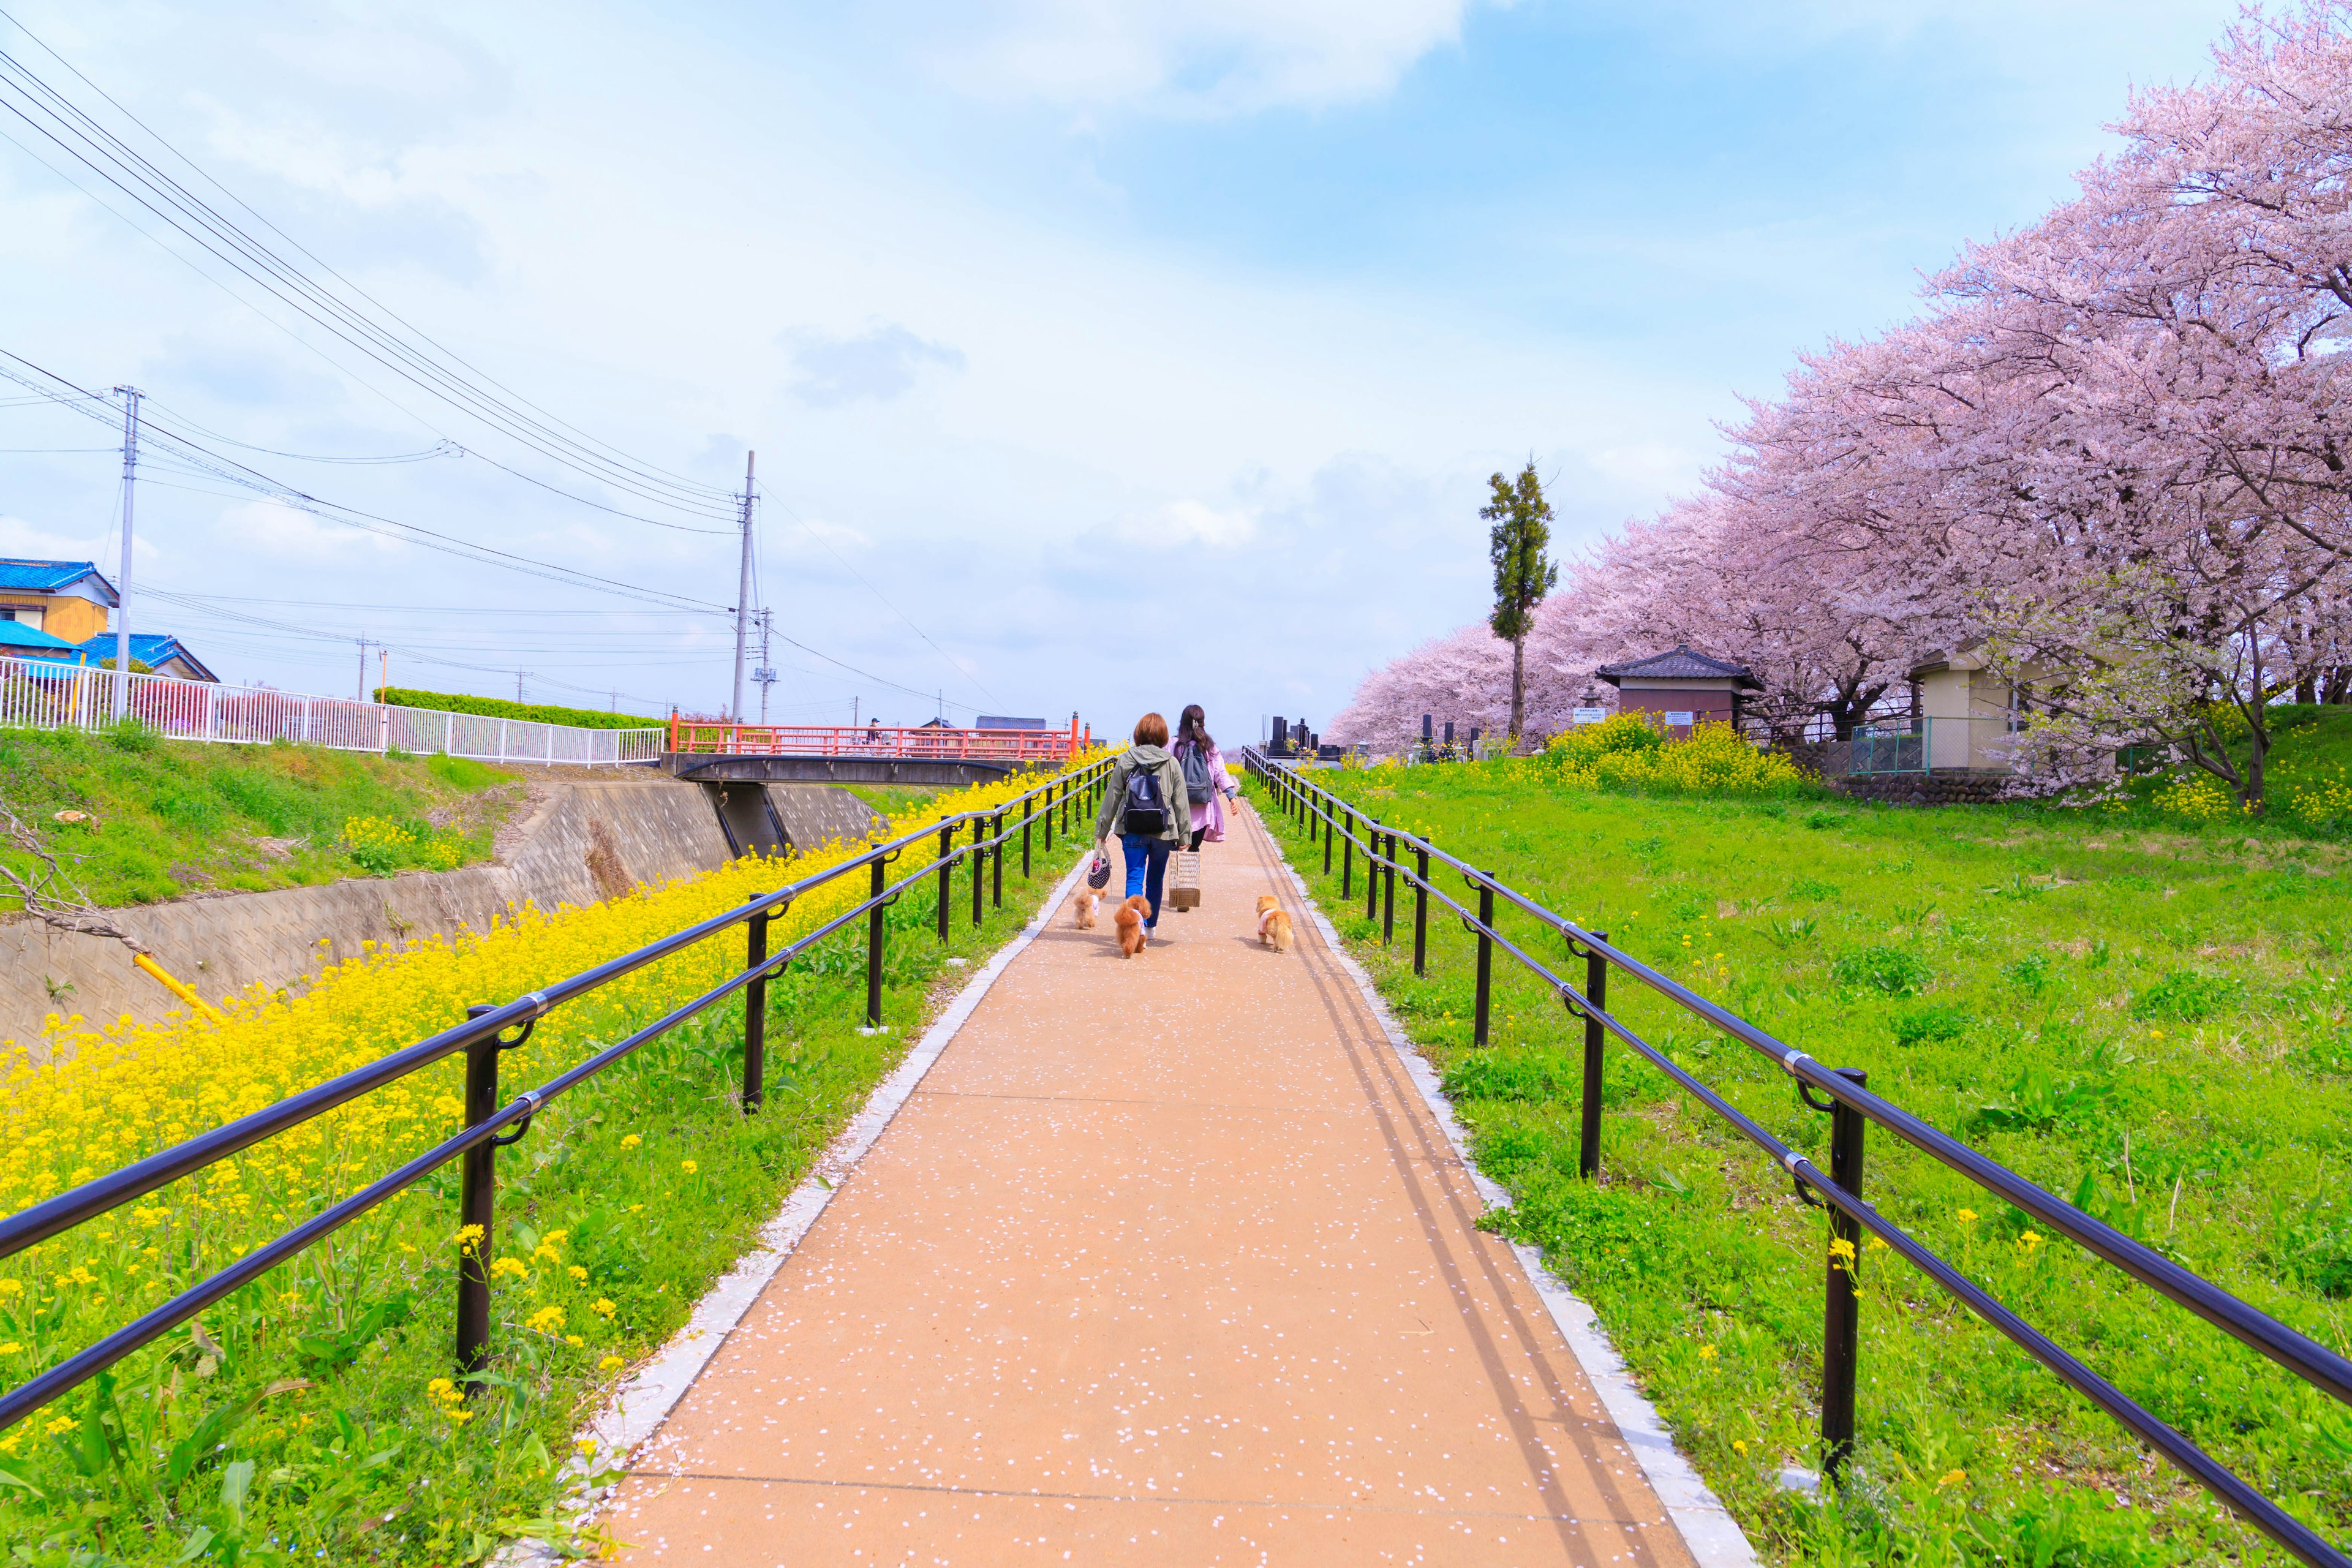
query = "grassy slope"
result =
(0, 728, 522, 908)
(1266, 760, 2351, 1566)
(0, 842, 1080, 1564)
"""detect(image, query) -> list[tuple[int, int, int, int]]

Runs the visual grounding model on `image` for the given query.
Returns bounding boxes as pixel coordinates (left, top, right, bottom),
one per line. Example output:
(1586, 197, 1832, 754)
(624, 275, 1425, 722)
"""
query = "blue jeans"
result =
(1120, 834, 1172, 926)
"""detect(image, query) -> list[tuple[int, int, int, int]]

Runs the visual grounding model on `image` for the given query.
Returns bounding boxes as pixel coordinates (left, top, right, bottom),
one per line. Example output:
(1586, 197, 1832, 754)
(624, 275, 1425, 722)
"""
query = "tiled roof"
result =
(75, 632, 219, 682)
(0, 619, 80, 654)
(1595, 644, 1762, 688)
(0, 559, 118, 602)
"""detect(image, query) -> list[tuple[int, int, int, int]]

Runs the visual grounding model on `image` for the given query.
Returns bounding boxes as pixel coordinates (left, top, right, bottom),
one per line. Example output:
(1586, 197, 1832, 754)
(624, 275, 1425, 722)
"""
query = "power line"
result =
(0, 350, 733, 615)
(4, 352, 993, 718)
(0, 12, 740, 528)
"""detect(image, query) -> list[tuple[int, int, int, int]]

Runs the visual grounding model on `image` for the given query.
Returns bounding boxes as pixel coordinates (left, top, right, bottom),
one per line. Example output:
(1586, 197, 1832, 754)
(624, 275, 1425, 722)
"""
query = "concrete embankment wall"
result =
(0, 774, 763, 1053)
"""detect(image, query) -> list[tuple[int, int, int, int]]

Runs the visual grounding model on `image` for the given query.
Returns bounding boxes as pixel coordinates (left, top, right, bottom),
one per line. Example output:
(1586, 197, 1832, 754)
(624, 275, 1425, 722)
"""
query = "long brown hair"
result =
(1177, 704, 1213, 752)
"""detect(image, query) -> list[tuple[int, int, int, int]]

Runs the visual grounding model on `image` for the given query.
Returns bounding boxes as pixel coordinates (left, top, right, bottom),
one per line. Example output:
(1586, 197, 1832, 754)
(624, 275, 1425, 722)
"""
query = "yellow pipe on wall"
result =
(132, 952, 227, 1025)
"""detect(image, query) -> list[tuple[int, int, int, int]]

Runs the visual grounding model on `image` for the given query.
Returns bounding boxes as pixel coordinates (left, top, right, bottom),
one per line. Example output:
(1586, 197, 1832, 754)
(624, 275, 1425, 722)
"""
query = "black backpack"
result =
(1120, 758, 1171, 835)
(1178, 742, 1213, 799)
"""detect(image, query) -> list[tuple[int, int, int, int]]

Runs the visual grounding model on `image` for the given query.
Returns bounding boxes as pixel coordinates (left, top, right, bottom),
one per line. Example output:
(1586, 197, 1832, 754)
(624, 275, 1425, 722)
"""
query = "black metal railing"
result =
(1243, 747, 2349, 1568)
(0, 753, 1117, 1430)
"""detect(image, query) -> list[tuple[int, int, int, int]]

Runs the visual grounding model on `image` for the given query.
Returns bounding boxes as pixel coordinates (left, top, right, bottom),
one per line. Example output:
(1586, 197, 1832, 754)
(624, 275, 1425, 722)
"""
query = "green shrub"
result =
(375, 685, 658, 731)
(1832, 944, 1934, 996)
(1892, 1002, 1970, 1045)
(1442, 1048, 1577, 1102)
(2132, 969, 2244, 1021)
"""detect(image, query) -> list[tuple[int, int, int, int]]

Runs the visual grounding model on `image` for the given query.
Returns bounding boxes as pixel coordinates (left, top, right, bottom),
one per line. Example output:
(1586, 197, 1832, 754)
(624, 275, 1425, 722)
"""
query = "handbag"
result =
(1167, 850, 1202, 910)
(1086, 854, 1113, 891)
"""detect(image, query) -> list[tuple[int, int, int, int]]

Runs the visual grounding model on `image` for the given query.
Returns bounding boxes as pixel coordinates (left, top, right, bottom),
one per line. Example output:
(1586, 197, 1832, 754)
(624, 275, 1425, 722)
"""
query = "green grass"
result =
(0, 852, 1069, 1565)
(1265, 760, 2352, 1566)
(0, 728, 523, 907)
(840, 783, 942, 820)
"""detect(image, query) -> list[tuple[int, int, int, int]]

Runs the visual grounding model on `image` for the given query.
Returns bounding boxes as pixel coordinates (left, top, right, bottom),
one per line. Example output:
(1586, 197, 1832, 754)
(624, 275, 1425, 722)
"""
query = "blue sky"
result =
(0, 0, 2237, 738)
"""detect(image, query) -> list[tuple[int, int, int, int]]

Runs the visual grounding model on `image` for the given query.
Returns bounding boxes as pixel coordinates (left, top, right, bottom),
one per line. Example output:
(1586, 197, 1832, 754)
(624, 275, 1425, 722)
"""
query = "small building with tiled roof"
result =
(74, 632, 218, 683)
(0, 618, 83, 661)
(1595, 646, 1762, 734)
(0, 559, 118, 646)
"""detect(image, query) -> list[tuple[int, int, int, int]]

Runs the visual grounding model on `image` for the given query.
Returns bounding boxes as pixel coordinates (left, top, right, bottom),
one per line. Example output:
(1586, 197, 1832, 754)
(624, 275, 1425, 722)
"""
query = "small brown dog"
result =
(1114, 895, 1151, 958)
(1256, 894, 1293, 952)
(1070, 888, 1100, 929)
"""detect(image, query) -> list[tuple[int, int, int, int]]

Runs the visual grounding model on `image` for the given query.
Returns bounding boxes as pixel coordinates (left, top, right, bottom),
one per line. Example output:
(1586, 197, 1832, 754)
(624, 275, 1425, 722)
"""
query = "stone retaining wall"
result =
(1, 775, 737, 1054)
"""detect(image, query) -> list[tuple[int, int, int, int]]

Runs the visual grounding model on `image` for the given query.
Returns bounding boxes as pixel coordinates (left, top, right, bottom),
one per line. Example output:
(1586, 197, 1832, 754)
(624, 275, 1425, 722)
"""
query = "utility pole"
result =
(356, 636, 369, 701)
(755, 608, 777, 724)
(111, 385, 141, 718)
(731, 451, 756, 723)
(380, 647, 389, 704)
(516, 670, 527, 703)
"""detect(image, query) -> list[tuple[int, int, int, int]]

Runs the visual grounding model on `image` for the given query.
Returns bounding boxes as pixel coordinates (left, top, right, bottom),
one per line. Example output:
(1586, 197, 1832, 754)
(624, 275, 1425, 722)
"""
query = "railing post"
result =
(1044, 784, 1056, 853)
(1323, 800, 1334, 874)
(1382, 831, 1396, 944)
(867, 858, 886, 1029)
(1473, 881, 1494, 1047)
(1365, 822, 1381, 923)
(1341, 810, 1353, 899)
(992, 813, 1004, 908)
(936, 824, 953, 942)
(1412, 847, 1429, 975)
(1823, 1068, 1869, 1481)
(742, 895, 769, 1114)
(1578, 932, 1608, 1179)
(970, 819, 985, 927)
(1022, 799, 1033, 878)
(456, 1006, 500, 1389)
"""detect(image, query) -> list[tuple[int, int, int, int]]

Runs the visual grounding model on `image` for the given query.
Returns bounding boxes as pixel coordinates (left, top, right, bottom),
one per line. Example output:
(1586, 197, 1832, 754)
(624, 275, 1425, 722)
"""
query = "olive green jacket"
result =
(1094, 744, 1191, 845)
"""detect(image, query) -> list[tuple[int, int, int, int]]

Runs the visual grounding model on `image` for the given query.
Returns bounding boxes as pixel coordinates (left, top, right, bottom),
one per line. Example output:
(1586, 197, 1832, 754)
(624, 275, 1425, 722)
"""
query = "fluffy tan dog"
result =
(1115, 895, 1151, 958)
(1256, 894, 1293, 953)
(1070, 888, 1100, 929)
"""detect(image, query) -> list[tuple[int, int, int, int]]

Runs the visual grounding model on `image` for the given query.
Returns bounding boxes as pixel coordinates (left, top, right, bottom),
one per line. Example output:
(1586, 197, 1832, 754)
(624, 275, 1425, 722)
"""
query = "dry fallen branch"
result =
(0, 795, 148, 955)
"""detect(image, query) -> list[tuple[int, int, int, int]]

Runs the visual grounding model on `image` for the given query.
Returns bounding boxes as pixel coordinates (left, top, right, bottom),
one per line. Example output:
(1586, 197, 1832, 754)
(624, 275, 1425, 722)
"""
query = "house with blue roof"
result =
(73, 632, 217, 682)
(0, 558, 217, 681)
(0, 558, 117, 646)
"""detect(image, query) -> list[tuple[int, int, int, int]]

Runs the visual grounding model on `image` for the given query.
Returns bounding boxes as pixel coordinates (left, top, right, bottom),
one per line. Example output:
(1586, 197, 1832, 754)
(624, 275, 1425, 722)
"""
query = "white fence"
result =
(0, 655, 662, 766)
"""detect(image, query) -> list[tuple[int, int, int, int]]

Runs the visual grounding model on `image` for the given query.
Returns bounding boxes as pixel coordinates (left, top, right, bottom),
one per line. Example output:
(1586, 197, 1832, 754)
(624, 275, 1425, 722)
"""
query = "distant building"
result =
(0, 559, 118, 644)
(0, 618, 82, 662)
(0, 559, 215, 680)
(75, 632, 219, 683)
(1594, 646, 1762, 734)
(976, 715, 1048, 729)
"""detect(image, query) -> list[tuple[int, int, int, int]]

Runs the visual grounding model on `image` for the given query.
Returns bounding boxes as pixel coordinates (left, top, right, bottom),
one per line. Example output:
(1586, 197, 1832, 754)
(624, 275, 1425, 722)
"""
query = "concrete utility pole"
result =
(111, 385, 141, 718)
(356, 636, 369, 701)
(755, 608, 777, 724)
(731, 451, 756, 723)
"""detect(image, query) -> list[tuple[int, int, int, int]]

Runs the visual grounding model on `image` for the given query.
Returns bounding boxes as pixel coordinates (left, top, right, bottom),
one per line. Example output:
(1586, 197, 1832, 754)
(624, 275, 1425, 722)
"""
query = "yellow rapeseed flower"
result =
(1956, 1209, 1978, 1224)
(1938, 1469, 1967, 1490)
(619, 1134, 642, 1150)
(597, 1355, 625, 1373)
(679, 1160, 699, 1176)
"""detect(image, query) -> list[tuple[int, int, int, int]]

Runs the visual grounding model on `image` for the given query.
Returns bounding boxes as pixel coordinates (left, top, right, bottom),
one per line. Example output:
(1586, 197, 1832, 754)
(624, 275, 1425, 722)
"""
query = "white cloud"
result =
(0, 513, 113, 562)
(925, 0, 1501, 116)
(218, 502, 405, 561)
(783, 324, 967, 408)
(1109, 497, 1258, 549)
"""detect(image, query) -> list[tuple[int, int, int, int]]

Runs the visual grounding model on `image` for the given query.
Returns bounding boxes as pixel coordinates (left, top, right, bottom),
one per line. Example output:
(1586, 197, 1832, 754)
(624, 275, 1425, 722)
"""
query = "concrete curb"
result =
(502, 850, 1095, 1564)
(1255, 807, 1762, 1568)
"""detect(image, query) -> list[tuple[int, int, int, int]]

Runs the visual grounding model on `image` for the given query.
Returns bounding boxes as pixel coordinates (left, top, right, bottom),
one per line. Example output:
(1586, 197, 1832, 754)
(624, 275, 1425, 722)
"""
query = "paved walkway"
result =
(598, 805, 1703, 1566)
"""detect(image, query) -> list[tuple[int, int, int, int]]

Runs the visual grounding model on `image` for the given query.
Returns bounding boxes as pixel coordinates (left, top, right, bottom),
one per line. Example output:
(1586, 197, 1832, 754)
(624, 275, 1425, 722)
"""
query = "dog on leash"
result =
(1256, 894, 1293, 953)
(1070, 888, 1101, 929)
(1114, 895, 1151, 958)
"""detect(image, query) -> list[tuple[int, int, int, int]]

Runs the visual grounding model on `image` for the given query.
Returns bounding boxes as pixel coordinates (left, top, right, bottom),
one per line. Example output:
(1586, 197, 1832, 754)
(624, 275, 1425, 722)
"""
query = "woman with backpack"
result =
(1095, 712, 1191, 942)
(1172, 704, 1238, 856)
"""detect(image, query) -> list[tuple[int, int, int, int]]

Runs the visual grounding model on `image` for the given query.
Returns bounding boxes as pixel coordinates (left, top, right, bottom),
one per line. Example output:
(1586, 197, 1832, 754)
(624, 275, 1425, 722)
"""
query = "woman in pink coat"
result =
(1172, 704, 1239, 853)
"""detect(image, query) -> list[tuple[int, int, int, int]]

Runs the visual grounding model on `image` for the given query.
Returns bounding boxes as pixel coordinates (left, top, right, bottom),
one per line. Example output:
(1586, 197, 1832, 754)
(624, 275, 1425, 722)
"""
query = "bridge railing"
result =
(1242, 747, 2350, 1568)
(0, 752, 1118, 1434)
(668, 718, 1088, 764)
